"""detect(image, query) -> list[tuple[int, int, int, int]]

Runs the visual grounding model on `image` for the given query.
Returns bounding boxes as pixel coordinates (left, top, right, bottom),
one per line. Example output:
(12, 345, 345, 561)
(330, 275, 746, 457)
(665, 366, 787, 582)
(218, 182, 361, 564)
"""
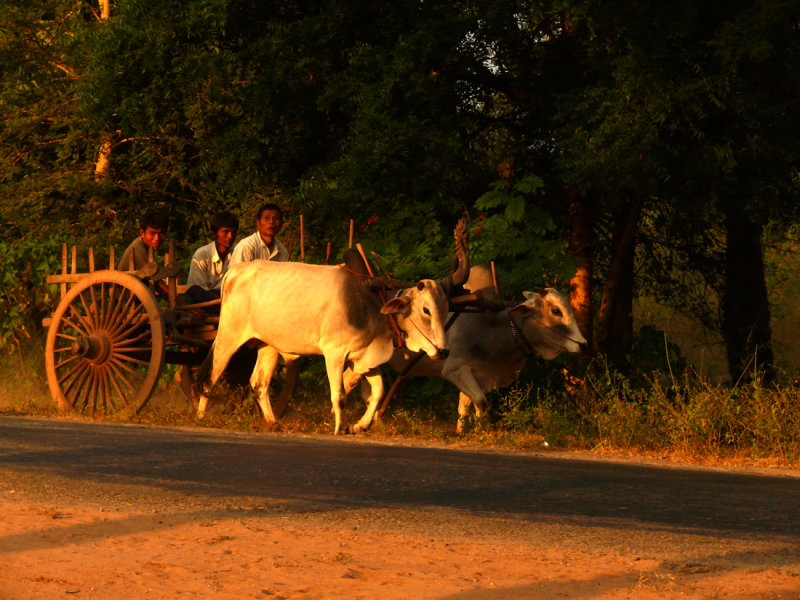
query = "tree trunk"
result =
(595, 198, 642, 371)
(567, 191, 594, 346)
(721, 206, 775, 385)
(93, 0, 112, 180)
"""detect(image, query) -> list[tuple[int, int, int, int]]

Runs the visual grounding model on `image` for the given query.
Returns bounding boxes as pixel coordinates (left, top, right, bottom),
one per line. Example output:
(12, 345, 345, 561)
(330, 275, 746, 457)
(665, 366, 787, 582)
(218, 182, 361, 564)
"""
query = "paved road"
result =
(1, 414, 800, 561)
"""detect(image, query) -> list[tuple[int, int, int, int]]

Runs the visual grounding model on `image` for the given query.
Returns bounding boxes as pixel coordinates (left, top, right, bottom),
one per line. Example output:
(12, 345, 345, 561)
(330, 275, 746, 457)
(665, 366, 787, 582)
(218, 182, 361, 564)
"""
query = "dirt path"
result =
(1, 415, 800, 599)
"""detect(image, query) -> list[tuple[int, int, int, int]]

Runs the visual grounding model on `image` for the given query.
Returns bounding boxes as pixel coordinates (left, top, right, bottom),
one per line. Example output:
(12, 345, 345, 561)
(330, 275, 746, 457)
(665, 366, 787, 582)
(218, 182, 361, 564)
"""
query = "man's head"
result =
(138, 211, 168, 251)
(210, 211, 239, 255)
(256, 203, 283, 245)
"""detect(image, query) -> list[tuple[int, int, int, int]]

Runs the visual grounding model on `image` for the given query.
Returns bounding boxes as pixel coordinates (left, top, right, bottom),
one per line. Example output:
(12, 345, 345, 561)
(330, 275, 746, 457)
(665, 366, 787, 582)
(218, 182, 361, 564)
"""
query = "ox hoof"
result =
(340, 424, 362, 435)
(253, 419, 281, 432)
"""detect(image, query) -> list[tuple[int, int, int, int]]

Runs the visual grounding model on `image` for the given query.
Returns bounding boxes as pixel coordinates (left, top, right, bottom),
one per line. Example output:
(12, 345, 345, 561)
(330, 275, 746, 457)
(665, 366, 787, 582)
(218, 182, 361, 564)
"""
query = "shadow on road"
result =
(1, 415, 799, 541)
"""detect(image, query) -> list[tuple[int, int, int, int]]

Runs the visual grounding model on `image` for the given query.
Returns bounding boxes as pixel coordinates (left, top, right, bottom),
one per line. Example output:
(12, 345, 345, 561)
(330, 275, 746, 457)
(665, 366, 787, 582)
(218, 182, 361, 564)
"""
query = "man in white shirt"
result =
(229, 203, 289, 265)
(186, 211, 239, 304)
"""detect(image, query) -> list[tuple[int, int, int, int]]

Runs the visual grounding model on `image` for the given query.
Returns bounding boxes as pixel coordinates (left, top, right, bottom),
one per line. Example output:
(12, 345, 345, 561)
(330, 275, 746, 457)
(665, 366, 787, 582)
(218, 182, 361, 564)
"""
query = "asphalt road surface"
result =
(1, 414, 800, 598)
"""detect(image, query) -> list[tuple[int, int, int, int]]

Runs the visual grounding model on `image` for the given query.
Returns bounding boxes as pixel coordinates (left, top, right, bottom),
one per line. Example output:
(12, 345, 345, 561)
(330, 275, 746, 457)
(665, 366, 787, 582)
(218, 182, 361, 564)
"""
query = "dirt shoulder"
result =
(1, 416, 799, 600)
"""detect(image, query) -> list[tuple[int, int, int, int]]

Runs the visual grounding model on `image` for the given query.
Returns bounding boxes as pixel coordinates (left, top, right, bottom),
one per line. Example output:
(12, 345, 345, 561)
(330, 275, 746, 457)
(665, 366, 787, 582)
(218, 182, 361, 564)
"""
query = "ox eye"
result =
(423, 307, 431, 316)
(552, 307, 562, 317)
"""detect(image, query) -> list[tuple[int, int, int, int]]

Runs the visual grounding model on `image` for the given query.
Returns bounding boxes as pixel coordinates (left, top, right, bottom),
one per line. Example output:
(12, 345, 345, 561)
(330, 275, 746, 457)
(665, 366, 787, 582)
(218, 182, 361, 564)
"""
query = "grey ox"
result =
(388, 265, 588, 432)
(197, 260, 450, 434)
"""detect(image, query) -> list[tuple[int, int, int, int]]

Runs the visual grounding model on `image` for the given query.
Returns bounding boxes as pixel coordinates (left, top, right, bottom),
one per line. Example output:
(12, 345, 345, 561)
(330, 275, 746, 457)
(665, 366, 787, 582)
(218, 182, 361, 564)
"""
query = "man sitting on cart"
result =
(185, 211, 239, 305)
(229, 202, 288, 265)
(117, 210, 169, 271)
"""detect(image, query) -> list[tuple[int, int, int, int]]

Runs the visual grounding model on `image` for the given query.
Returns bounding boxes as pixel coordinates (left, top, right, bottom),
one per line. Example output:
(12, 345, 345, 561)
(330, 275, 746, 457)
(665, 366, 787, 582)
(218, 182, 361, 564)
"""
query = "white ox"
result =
(198, 260, 450, 434)
(389, 265, 588, 432)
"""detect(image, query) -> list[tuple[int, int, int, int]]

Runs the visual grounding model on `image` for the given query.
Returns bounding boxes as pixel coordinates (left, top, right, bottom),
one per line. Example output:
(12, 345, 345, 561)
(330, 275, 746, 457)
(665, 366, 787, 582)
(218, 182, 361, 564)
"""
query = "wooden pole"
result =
(300, 214, 305, 263)
(168, 239, 177, 309)
(88, 247, 95, 272)
(490, 261, 500, 298)
(324, 241, 332, 265)
(348, 219, 354, 249)
(109, 246, 115, 270)
(61, 243, 67, 299)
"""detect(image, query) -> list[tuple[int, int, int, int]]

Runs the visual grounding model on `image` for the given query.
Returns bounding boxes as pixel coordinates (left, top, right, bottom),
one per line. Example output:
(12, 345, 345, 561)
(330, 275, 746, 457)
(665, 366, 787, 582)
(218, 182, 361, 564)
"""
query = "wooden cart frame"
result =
(42, 241, 236, 417)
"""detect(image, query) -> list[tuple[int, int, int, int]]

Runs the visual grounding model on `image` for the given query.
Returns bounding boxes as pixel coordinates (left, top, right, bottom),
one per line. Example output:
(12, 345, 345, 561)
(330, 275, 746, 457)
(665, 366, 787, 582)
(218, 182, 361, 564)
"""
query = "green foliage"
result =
(470, 173, 578, 295)
(0, 237, 62, 352)
(1, 0, 800, 385)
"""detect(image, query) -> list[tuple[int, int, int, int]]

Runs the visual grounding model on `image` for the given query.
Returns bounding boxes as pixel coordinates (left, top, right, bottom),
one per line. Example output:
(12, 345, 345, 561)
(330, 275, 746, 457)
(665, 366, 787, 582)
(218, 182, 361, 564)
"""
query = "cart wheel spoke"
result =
(106, 362, 133, 410)
(113, 329, 152, 348)
(108, 289, 138, 336)
(100, 368, 114, 413)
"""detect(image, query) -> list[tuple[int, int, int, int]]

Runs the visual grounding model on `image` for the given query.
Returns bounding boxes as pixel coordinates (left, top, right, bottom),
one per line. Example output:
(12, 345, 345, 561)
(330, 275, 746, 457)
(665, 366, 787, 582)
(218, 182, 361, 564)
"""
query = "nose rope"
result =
(512, 316, 585, 356)
(543, 323, 586, 346)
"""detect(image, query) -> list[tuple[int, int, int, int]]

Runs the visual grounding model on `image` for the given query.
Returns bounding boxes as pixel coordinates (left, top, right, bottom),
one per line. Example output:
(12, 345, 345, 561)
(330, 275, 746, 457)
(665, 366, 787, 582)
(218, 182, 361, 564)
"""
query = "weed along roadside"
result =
(2, 337, 799, 471)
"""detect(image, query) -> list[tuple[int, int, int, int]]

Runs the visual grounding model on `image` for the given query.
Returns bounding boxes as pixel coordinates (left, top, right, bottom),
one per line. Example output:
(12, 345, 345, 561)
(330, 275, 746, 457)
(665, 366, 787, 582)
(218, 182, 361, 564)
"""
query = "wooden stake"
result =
(300, 214, 305, 263)
(168, 239, 177, 309)
(71, 245, 77, 274)
(324, 241, 332, 265)
(109, 246, 115, 270)
(490, 261, 500, 298)
(348, 219, 354, 249)
(61, 243, 67, 299)
(88, 247, 95, 272)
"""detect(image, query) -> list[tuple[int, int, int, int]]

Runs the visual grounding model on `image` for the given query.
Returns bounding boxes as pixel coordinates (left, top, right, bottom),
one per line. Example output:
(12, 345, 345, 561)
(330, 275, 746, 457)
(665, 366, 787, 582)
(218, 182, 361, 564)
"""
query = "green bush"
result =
(0, 237, 62, 353)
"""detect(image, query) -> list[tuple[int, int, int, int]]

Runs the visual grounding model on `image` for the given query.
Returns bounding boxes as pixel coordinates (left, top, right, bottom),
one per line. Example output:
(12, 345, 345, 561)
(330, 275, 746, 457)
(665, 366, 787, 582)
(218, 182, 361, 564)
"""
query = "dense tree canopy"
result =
(1, 0, 799, 382)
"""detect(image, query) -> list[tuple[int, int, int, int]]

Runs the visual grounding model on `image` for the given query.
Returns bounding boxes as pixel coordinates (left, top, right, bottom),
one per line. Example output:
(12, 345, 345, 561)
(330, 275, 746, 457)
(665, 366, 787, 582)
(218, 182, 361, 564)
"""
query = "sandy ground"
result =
(1, 495, 799, 600)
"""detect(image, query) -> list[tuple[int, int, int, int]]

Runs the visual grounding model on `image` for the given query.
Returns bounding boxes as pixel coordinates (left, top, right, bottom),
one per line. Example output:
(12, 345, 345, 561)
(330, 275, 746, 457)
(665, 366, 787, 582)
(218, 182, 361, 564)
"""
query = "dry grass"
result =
(2, 346, 799, 471)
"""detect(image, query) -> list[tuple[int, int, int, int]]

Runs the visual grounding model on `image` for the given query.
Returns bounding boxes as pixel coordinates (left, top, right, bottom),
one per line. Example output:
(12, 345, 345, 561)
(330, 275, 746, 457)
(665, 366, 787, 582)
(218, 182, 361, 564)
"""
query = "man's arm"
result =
(186, 252, 212, 289)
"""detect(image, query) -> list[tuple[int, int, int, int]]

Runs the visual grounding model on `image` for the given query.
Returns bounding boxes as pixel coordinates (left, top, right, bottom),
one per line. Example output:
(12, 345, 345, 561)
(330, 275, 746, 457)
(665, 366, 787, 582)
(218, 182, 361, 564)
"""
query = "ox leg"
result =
(250, 345, 281, 423)
(323, 355, 347, 435)
(197, 335, 246, 419)
(441, 364, 489, 434)
(271, 357, 298, 420)
(349, 368, 384, 434)
(457, 392, 476, 434)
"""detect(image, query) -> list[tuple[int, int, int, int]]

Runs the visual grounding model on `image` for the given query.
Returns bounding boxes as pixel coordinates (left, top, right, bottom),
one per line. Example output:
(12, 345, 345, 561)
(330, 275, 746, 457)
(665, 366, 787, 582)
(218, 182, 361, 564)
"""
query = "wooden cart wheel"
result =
(45, 271, 166, 417)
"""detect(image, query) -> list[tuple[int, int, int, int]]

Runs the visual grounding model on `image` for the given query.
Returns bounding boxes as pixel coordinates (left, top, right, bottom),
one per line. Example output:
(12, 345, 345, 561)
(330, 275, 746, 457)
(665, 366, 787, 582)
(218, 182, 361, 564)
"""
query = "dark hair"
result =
(139, 210, 169, 231)
(209, 211, 239, 235)
(256, 202, 283, 223)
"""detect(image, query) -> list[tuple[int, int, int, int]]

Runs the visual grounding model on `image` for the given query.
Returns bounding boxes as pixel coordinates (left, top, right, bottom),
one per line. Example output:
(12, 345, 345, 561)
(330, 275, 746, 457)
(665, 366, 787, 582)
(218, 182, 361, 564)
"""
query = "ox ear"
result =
(510, 291, 542, 316)
(380, 296, 411, 315)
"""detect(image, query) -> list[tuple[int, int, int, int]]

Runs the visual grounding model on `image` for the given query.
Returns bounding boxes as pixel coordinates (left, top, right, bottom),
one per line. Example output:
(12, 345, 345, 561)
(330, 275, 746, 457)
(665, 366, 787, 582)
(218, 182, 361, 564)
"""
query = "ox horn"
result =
(439, 218, 470, 297)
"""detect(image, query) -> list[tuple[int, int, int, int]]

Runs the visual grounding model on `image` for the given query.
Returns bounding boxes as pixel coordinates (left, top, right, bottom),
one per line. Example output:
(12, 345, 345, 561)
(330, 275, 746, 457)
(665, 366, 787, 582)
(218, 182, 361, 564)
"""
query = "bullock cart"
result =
(40, 241, 287, 418)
